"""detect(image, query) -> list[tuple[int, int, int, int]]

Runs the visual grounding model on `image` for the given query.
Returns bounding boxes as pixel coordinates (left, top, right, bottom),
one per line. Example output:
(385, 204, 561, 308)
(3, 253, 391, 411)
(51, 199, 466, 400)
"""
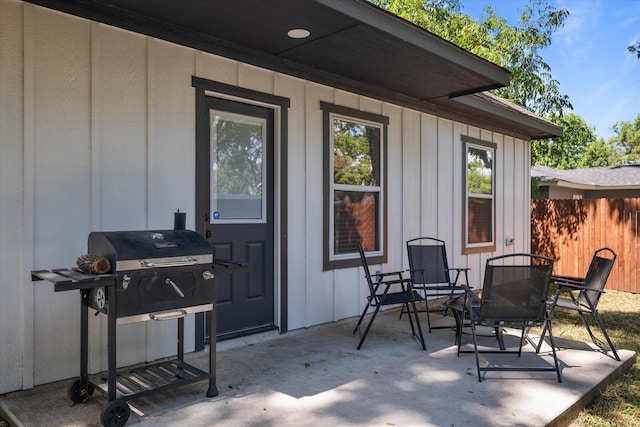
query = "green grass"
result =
(538, 290, 640, 427)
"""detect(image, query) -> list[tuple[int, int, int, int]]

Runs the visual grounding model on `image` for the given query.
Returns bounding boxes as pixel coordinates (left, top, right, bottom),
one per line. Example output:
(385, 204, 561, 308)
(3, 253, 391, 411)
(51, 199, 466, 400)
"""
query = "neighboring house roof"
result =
(26, 0, 562, 140)
(532, 165, 640, 190)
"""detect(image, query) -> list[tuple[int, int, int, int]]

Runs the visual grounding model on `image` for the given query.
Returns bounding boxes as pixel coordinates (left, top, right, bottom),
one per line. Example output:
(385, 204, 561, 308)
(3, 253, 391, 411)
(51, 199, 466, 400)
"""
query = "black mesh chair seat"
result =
(456, 253, 561, 382)
(353, 243, 426, 350)
(536, 248, 619, 361)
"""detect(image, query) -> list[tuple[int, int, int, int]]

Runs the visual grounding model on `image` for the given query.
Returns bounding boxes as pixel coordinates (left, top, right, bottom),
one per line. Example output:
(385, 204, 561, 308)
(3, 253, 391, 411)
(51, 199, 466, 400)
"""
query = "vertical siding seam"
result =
(400, 107, 404, 265)
(302, 81, 308, 326)
(145, 37, 150, 229)
(435, 117, 439, 237)
(418, 111, 422, 242)
(89, 22, 97, 230)
(21, 1, 35, 390)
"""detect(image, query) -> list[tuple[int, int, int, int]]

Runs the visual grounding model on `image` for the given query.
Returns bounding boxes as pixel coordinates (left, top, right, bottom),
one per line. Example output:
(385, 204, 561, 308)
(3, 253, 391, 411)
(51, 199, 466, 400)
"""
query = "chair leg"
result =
(353, 300, 371, 334)
(470, 321, 483, 382)
(591, 311, 620, 361)
(408, 298, 427, 350)
(495, 326, 506, 351)
(576, 310, 620, 360)
(452, 309, 463, 354)
(356, 305, 382, 350)
(576, 310, 599, 346)
(517, 327, 526, 357)
(423, 299, 433, 333)
(535, 314, 551, 353)
(545, 319, 563, 383)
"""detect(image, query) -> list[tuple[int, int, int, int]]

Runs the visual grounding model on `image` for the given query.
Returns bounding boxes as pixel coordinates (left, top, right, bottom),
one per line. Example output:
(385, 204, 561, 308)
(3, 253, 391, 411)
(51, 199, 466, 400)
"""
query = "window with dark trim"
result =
(321, 102, 388, 270)
(462, 136, 497, 254)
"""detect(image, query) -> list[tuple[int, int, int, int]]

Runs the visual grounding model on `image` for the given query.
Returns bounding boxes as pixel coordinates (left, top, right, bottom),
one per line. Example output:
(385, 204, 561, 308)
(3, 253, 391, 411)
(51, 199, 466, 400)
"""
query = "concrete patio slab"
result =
(0, 310, 634, 426)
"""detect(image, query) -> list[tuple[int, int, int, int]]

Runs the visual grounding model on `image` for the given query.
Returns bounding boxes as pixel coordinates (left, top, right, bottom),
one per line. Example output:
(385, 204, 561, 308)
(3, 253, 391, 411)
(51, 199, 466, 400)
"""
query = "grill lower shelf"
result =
(93, 359, 209, 400)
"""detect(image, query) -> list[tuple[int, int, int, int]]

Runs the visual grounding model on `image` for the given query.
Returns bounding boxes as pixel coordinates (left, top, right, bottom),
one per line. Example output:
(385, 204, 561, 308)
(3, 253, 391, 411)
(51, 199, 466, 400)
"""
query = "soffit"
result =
(27, 0, 509, 101)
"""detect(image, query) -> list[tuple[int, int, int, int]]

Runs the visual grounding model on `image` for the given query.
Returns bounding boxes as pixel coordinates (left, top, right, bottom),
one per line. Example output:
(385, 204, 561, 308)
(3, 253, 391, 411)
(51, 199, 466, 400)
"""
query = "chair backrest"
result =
(578, 248, 616, 308)
(357, 242, 376, 295)
(478, 253, 554, 323)
(406, 237, 451, 285)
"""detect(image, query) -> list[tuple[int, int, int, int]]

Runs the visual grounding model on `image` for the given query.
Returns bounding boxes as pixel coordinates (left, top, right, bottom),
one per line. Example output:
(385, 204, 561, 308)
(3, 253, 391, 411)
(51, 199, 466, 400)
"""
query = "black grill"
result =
(31, 227, 226, 427)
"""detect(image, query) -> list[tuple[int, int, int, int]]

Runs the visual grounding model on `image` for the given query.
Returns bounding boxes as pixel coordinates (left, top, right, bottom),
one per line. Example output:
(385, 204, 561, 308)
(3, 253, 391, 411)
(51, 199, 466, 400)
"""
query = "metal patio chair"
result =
(536, 248, 619, 361)
(457, 253, 561, 382)
(353, 243, 426, 350)
(403, 237, 469, 332)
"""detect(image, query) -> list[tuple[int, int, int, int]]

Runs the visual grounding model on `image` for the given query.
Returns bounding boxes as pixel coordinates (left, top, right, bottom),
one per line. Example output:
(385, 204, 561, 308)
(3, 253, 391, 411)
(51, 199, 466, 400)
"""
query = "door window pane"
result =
(210, 111, 266, 221)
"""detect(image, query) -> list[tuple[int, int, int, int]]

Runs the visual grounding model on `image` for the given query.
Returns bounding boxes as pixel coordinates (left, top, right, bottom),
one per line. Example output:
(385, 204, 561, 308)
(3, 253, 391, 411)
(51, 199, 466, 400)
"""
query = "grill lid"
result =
(88, 230, 213, 271)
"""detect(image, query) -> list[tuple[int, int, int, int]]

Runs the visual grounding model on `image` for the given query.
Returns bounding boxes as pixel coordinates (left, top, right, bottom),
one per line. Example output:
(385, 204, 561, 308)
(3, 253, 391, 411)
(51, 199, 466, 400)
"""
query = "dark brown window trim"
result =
(461, 135, 497, 255)
(321, 102, 388, 270)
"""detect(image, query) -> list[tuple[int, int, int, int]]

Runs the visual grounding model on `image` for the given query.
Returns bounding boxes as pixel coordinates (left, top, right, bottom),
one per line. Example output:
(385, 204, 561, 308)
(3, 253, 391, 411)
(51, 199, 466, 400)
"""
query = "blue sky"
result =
(462, 0, 640, 140)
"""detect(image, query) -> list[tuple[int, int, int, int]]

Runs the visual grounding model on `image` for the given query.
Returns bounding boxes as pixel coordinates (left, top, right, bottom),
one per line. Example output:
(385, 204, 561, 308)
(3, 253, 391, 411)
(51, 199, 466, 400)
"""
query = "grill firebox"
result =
(87, 230, 216, 322)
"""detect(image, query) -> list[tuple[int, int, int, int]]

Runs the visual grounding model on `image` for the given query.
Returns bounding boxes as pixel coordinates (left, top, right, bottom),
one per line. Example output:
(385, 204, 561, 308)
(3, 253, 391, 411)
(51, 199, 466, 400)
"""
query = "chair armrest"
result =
(448, 267, 471, 272)
(552, 276, 584, 286)
(375, 276, 414, 287)
(557, 282, 605, 294)
(552, 275, 607, 293)
(371, 270, 405, 279)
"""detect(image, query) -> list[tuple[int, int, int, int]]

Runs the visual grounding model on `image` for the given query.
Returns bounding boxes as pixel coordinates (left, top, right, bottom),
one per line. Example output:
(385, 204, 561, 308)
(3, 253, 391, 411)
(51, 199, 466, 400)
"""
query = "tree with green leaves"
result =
(629, 42, 640, 59)
(610, 114, 640, 164)
(580, 138, 620, 167)
(532, 112, 618, 169)
(369, 0, 572, 117)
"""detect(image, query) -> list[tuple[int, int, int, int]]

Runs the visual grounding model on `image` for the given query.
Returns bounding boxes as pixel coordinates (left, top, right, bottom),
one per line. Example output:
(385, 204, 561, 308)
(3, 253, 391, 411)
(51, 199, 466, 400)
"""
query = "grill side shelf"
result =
(31, 269, 115, 292)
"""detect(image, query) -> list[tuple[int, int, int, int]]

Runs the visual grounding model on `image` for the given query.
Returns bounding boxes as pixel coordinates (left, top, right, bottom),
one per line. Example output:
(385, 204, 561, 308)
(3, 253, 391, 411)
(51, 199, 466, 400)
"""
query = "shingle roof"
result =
(532, 165, 640, 187)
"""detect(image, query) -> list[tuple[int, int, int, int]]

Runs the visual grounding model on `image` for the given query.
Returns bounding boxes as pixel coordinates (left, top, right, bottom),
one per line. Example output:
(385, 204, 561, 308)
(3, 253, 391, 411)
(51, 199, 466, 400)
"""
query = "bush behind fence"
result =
(531, 198, 639, 294)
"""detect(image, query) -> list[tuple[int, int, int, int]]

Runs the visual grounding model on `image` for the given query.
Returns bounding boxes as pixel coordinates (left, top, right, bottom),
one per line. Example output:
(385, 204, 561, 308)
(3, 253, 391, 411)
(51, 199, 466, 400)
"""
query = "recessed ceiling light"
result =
(287, 28, 310, 39)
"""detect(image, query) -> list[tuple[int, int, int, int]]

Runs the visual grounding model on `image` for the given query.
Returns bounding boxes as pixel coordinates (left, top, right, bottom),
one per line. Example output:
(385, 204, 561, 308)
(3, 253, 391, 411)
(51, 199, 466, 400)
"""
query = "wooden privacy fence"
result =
(531, 198, 639, 294)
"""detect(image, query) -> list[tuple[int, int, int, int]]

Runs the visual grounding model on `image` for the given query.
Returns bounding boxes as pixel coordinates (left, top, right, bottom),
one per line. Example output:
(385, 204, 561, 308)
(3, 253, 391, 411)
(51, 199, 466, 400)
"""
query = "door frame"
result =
(192, 76, 290, 340)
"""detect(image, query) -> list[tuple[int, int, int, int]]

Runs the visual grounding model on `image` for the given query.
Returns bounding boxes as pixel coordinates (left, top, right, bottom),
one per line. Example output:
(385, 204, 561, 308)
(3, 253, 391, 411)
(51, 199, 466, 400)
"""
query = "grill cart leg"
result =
(101, 284, 132, 427)
(206, 305, 218, 397)
(108, 284, 117, 402)
(178, 317, 184, 361)
(68, 291, 95, 403)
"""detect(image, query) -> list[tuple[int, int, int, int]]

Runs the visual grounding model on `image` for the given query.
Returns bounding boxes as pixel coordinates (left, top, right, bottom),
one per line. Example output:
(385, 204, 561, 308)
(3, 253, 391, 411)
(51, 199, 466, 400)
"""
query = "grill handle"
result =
(149, 309, 188, 321)
(165, 278, 185, 298)
(139, 257, 198, 268)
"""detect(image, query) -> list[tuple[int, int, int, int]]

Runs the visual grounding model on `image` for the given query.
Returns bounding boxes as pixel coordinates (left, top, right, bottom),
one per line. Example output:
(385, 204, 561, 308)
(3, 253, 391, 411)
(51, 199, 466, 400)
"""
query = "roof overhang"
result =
(450, 92, 563, 140)
(25, 0, 559, 140)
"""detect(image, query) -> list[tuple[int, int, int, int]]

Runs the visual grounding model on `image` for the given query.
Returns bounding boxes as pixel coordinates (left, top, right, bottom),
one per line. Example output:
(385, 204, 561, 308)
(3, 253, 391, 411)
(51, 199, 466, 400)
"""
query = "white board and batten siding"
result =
(0, 0, 532, 393)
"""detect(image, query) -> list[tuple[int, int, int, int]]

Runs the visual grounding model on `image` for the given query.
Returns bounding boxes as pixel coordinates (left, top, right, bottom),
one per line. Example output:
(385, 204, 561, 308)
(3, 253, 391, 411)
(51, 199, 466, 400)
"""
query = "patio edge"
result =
(547, 351, 636, 427)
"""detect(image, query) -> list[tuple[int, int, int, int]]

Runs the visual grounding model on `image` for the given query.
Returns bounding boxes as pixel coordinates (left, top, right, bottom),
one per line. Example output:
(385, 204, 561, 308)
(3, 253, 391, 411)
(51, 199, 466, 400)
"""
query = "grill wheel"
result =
(67, 378, 94, 404)
(100, 399, 130, 427)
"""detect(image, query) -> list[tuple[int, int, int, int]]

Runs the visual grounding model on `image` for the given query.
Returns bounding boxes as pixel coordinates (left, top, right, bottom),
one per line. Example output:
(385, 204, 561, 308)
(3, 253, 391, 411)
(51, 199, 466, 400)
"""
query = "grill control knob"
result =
(202, 271, 215, 280)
